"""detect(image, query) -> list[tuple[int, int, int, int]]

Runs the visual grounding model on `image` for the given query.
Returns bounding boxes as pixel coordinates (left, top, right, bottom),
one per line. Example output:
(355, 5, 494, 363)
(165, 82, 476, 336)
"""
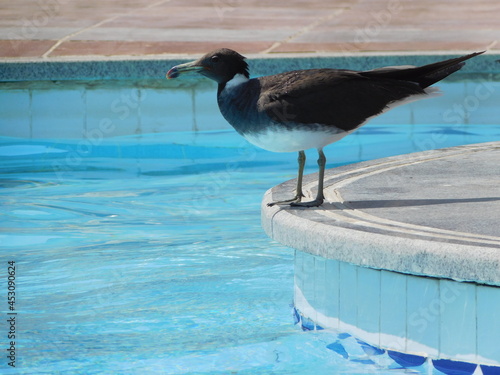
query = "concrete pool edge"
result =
(262, 141, 500, 286)
(262, 142, 500, 368)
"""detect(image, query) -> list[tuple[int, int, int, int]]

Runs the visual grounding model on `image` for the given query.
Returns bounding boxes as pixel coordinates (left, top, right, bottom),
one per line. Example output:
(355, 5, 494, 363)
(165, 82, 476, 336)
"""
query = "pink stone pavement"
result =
(1, 0, 498, 59)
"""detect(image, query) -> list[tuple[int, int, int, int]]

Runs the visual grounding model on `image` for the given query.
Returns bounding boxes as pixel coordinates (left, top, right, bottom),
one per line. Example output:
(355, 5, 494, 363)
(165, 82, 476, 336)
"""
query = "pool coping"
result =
(262, 142, 500, 287)
(1, 52, 499, 82)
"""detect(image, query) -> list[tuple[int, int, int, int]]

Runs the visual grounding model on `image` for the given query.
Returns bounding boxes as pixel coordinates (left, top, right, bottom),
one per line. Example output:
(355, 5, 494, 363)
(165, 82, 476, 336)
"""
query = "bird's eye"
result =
(211, 55, 219, 63)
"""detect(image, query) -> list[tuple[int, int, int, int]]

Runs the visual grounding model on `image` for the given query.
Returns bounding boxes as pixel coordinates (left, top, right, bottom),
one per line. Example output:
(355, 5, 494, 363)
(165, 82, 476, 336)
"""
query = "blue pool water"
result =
(1, 121, 499, 374)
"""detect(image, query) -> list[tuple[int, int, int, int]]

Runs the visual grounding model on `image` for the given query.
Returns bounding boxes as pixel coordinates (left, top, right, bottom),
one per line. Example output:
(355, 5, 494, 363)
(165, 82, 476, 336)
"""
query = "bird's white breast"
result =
(243, 126, 352, 153)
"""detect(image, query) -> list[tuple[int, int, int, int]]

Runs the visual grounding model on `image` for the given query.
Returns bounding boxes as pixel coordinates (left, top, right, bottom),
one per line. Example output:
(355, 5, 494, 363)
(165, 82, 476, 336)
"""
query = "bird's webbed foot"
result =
(267, 194, 303, 207)
(290, 197, 324, 207)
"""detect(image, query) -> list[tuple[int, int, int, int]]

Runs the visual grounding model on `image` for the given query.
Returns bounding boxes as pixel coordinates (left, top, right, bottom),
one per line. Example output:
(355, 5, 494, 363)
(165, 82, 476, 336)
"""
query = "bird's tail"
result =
(361, 51, 485, 88)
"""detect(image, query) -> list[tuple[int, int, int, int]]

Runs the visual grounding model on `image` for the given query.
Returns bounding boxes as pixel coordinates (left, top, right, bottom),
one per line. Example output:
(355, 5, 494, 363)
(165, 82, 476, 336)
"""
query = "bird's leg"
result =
(295, 150, 306, 199)
(267, 150, 306, 206)
(291, 148, 325, 207)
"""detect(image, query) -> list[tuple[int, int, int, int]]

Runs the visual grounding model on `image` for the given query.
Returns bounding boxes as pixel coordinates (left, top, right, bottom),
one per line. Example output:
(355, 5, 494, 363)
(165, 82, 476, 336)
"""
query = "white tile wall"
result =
(324, 259, 340, 330)
(194, 89, 231, 132)
(356, 267, 381, 343)
(32, 88, 85, 138)
(295, 251, 500, 366)
(406, 276, 440, 356)
(464, 80, 500, 126)
(140, 88, 193, 133)
(1, 79, 497, 139)
(294, 249, 304, 294)
(439, 280, 477, 361)
(339, 262, 358, 331)
(411, 81, 468, 125)
(85, 87, 140, 138)
(477, 285, 500, 364)
(301, 250, 316, 322)
(313, 256, 327, 317)
(0, 89, 31, 138)
(380, 270, 407, 352)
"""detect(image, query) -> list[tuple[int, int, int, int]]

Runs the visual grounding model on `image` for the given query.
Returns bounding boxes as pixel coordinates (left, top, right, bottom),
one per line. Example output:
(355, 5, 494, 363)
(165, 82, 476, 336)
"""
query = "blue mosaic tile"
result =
(293, 306, 498, 375)
(351, 358, 376, 365)
(326, 341, 349, 359)
(481, 364, 500, 375)
(356, 339, 385, 356)
(432, 359, 477, 375)
(300, 316, 315, 331)
(338, 332, 351, 339)
(292, 307, 300, 325)
(387, 350, 426, 368)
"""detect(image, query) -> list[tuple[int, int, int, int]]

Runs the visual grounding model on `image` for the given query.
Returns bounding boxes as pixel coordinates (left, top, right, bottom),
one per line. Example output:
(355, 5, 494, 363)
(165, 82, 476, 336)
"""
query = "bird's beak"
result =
(166, 60, 204, 79)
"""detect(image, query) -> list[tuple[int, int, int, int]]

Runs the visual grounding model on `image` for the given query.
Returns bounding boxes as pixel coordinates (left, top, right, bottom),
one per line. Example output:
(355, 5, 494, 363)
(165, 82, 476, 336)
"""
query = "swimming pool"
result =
(1, 69, 499, 374)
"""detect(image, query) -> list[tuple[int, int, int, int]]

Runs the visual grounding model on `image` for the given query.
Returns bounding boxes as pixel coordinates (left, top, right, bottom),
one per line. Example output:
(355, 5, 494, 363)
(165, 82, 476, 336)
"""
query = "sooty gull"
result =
(166, 49, 484, 207)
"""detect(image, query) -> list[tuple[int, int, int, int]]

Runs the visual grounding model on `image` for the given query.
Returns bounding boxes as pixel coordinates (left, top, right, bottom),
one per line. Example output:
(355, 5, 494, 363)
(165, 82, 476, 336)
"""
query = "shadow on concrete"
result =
(345, 196, 500, 209)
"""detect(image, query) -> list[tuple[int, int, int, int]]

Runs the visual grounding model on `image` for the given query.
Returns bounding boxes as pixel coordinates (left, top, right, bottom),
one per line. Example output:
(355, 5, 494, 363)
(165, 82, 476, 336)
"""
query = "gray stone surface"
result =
(262, 142, 500, 286)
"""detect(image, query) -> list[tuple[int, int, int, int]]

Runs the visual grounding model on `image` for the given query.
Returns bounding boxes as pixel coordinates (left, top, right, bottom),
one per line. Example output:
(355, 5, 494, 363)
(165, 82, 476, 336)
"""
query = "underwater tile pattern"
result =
(295, 307, 498, 375)
(2, 75, 499, 140)
(294, 250, 500, 368)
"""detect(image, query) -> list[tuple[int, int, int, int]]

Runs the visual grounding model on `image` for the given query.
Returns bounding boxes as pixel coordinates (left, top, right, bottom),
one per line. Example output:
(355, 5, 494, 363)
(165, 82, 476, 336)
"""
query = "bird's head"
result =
(166, 48, 249, 84)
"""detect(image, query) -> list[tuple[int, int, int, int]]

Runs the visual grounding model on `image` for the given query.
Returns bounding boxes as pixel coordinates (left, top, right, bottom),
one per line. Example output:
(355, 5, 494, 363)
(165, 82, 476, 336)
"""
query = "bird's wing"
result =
(258, 69, 426, 132)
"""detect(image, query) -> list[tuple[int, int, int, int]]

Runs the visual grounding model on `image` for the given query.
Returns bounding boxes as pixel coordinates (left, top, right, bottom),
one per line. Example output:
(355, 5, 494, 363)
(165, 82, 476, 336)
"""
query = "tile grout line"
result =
(41, 0, 172, 58)
(260, 8, 347, 54)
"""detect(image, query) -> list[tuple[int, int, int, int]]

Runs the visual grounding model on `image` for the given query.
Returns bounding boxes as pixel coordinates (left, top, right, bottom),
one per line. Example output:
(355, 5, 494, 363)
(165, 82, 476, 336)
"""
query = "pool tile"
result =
(301, 252, 316, 320)
(411, 81, 468, 127)
(85, 87, 140, 138)
(0, 40, 54, 58)
(314, 256, 327, 316)
(477, 285, 500, 363)
(388, 350, 426, 368)
(339, 261, 357, 330)
(356, 267, 381, 343)
(0, 89, 30, 138)
(32, 88, 85, 138)
(369, 105, 412, 126)
(380, 270, 407, 352)
(481, 364, 500, 375)
(194, 89, 231, 132)
(294, 250, 304, 293)
(49, 40, 274, 57)
(140, 88, 193, 133)
(432, 359, 477, 375)
(324, 259, 340, 329)
(465, 80, 500, 125)
(407, 276, 440, 356)
(271, 40, 486, 54)
(439, 280, 477, 360)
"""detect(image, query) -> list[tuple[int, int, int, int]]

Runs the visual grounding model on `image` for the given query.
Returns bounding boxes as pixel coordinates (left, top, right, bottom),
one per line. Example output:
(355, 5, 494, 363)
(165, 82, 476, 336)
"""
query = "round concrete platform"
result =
(262, 141, 500, 286)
